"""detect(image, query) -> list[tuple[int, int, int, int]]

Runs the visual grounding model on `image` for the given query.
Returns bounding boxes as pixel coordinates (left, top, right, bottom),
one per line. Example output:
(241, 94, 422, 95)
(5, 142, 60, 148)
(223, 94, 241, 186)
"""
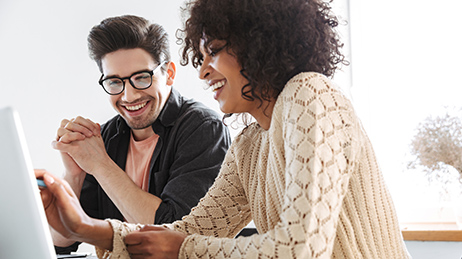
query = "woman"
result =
(38, 0, 411, 258)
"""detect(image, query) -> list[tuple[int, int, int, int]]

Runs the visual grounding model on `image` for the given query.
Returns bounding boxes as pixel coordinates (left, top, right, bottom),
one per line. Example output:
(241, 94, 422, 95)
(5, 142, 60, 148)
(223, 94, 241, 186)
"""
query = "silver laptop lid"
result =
(0, 106, 56, 258)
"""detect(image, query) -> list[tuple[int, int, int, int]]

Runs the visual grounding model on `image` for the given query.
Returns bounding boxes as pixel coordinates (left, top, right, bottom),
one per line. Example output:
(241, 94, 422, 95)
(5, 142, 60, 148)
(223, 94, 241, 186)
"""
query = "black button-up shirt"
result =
(56, 88, 230, 254)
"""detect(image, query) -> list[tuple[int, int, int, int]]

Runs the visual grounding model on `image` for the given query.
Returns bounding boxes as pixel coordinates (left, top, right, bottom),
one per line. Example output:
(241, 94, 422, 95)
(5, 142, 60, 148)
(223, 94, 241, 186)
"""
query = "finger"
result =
(126, 242, 145, 257)
(42, 175, 73, 212)
(73, 116, 100, 136)
(37, 181, 52, 208)
(124, 230, 143, 246)
(34, 169, 49, 190)
(43, 173, 76, 199)
(56, 127, 87, 142)
(64, 120, 94, 138)
(60, 119, 71, 128)
(34, 169, 49, 178)
(56, 127, 72, 141)
(126, 239, 154, 258)
(56, 132, 86, 144)
(40, 188, 55, 210)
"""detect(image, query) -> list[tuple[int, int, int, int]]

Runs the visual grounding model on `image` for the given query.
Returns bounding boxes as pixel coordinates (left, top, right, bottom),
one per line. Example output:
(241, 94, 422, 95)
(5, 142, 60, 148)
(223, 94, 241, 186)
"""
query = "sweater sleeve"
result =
(174, 72, 359, 258)
(276, 73, 358, 257)
(95, 219, 144, 259)
(94, 145, 252, 259)
(167, 145, 253, 238)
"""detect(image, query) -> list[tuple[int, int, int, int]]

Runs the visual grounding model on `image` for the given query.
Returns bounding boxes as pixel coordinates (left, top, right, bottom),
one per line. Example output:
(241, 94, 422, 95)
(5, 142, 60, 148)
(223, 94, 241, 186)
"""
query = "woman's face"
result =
(199, 39, 259, 115)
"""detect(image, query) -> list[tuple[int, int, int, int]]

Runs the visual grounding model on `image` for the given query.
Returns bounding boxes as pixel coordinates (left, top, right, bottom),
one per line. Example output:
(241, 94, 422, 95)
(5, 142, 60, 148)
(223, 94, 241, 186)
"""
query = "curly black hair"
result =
(178, 0, 347, 104)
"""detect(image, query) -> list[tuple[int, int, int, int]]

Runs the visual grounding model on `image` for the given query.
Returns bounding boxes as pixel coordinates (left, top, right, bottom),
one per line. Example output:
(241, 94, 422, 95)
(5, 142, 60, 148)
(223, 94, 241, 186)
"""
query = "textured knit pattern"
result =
(104, 72, 410, 258)
(95, 219, 143, 259)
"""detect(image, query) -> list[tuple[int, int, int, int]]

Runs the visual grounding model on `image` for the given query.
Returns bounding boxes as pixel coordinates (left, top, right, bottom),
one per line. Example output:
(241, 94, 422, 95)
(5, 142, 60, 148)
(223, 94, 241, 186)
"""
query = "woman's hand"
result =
(125, 225, 186, 259)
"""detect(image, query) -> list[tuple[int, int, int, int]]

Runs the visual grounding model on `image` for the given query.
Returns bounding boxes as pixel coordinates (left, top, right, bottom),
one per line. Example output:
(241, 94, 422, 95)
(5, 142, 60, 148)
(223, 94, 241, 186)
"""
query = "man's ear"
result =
(166, 61, 176, 86)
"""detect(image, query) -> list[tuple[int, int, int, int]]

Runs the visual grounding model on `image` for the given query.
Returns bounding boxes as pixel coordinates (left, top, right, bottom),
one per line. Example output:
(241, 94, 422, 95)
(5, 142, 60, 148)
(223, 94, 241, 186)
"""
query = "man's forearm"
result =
(63, 171, 86, 199)
(93, 161, 162, 224)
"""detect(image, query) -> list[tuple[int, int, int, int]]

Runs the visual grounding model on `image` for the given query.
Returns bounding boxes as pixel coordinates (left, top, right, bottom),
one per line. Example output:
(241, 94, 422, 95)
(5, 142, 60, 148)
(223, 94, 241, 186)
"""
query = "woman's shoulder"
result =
(274, 71, 358, 132)
(232, 123, 262, 143)
(282, 72, 338, 97)
(227, 123, 266, 152)
(276, 72, 352, 109)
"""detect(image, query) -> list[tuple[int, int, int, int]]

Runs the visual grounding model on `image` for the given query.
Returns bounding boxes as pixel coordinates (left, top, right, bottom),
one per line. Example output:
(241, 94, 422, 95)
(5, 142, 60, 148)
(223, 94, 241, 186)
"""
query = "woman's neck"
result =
(251, 100, 275, 130)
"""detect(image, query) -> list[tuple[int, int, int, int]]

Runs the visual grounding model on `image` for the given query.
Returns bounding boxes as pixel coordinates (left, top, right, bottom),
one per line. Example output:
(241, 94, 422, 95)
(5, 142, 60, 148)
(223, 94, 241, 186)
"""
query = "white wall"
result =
(0, 0, 222, 177)
(0, 0, 352, 176)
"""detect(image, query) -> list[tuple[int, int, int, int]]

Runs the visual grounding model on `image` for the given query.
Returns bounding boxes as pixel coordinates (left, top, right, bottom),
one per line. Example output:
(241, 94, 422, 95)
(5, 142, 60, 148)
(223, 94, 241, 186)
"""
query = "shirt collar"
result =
(154, 87, 182, 128)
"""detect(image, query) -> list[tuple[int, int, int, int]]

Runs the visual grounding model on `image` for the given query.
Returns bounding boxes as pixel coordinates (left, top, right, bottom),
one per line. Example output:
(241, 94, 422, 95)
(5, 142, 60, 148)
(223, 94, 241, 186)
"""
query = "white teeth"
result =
(208, 81, 225, 91)
(125, 102, 147, 111)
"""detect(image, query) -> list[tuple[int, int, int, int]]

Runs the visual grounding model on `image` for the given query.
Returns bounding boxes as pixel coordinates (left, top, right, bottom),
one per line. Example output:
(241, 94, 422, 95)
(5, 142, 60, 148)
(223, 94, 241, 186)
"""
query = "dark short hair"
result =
(88, 15, 170, 73)
(179, 0, 347, 104)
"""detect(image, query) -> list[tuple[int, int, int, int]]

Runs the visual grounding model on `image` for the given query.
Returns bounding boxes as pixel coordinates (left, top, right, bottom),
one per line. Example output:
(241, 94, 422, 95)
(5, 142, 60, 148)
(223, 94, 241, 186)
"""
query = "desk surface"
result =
(401, 222, 462, 241)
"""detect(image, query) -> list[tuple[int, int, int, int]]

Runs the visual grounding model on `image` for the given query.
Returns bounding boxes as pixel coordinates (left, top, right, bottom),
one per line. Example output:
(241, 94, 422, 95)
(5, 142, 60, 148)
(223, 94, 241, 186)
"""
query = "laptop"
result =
(0, 107, 97, 259)
(0, 106, 57, 258)
(0, 106, 98, 259)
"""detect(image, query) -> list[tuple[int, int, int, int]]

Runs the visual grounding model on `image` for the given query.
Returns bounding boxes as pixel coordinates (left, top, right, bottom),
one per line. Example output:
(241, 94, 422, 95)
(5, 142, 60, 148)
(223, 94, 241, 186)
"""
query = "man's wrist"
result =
(92, 159, 121, 182)
(63, 171, 86, 197)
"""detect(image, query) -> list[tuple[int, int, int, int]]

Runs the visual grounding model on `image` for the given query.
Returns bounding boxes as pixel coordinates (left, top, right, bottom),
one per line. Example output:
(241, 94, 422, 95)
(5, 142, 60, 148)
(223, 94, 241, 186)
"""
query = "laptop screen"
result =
(0, 106, 56, 259)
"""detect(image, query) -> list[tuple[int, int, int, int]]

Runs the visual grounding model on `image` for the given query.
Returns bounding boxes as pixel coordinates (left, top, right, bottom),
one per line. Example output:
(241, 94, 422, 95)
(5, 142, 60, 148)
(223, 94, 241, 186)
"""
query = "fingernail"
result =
(44, 174, 55, 185)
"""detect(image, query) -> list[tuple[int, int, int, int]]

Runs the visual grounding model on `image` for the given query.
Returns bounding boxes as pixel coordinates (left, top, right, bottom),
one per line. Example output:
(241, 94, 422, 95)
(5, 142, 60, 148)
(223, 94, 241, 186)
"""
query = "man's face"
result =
(101, 48, 172, 130)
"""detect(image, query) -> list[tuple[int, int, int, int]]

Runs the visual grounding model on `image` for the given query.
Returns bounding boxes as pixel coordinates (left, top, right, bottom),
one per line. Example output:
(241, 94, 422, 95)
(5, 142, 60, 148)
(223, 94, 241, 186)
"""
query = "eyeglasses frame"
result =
(98, 61, 167, 95)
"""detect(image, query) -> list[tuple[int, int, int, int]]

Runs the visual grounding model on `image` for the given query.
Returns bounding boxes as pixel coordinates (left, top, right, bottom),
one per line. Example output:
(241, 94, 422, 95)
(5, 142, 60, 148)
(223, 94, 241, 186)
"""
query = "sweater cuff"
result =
(95, 219, 143, 259)
(179, 234, 196, 259)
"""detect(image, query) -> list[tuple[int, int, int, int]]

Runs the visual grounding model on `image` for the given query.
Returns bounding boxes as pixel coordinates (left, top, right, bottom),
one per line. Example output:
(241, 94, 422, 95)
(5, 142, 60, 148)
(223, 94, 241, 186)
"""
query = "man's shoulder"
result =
(164, 92, 230, 145)
(100, 115, 126, 137)
(180, 98, 221, 121)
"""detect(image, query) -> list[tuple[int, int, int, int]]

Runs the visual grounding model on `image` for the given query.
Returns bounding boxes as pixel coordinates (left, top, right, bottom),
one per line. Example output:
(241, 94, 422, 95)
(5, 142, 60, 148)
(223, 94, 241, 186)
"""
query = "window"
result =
(346, 0, 462, 225)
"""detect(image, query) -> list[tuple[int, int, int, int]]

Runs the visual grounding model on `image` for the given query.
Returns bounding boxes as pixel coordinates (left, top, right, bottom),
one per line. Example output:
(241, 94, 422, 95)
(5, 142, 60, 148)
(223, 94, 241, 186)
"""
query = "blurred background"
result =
(2, 0, 462, 233)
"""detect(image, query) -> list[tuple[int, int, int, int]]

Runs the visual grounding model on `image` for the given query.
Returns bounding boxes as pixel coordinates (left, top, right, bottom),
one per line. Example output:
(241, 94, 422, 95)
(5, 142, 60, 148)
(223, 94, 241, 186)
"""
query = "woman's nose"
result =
(199, 60, 212, 80)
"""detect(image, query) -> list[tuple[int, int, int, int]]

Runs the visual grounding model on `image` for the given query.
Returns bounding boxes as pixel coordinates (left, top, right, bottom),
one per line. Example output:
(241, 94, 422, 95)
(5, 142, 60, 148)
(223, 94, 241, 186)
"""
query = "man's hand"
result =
(53, 133, 111, 176)
(53, 117, 107, 175)
(35, 169, 114, 250)
(53, 117, 102, 195)
(52, 116, 161, 224)
(35, 169, 92, 240)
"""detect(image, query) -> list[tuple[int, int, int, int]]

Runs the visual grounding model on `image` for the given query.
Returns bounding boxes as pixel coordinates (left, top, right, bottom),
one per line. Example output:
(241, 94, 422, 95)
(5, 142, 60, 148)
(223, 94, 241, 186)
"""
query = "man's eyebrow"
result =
(102, 69, 152, 79)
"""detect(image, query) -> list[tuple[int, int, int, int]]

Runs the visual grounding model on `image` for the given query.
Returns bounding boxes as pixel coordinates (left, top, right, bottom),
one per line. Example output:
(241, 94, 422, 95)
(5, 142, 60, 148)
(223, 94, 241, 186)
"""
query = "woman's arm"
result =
(93, 145, 251, 259)
(167, 145, 252, 238)
(176, 73, 358, 258)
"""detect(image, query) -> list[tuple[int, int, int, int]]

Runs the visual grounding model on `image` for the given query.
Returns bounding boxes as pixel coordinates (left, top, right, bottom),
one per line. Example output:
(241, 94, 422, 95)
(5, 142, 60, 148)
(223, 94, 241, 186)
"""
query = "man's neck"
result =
(131, 126, 155, 141)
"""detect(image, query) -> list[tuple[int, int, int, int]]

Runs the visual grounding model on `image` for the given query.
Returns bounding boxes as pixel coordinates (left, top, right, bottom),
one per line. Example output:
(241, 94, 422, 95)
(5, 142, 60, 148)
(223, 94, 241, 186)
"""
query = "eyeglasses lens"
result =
(132, 72, 152, 88)
(103, 79, 124, 95)
(102, 72, 153, 95)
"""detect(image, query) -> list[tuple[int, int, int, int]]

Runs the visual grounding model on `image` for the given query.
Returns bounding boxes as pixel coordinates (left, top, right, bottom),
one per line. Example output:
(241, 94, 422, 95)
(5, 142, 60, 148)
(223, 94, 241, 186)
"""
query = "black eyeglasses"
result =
(99, 61, 166, 95)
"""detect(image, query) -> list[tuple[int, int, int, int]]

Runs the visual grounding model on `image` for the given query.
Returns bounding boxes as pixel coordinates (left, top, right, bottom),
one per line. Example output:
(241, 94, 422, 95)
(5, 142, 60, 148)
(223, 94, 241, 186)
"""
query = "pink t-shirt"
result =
(125, 133, 159, 192)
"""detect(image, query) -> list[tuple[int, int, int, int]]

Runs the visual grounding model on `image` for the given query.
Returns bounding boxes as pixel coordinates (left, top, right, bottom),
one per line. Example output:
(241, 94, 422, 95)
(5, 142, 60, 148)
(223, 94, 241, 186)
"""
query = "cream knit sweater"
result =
(97, 72, 410, 259)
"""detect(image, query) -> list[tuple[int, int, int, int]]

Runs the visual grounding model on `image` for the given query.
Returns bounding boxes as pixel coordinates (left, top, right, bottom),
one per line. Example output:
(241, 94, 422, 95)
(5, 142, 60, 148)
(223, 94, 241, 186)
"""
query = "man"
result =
(52, 15, 230, 253)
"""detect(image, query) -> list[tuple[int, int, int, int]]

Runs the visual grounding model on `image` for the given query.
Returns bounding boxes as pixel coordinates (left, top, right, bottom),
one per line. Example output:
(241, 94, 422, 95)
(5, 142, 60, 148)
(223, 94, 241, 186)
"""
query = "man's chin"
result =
(124, 117, 157, 130)
(126, 122, 152, 130)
